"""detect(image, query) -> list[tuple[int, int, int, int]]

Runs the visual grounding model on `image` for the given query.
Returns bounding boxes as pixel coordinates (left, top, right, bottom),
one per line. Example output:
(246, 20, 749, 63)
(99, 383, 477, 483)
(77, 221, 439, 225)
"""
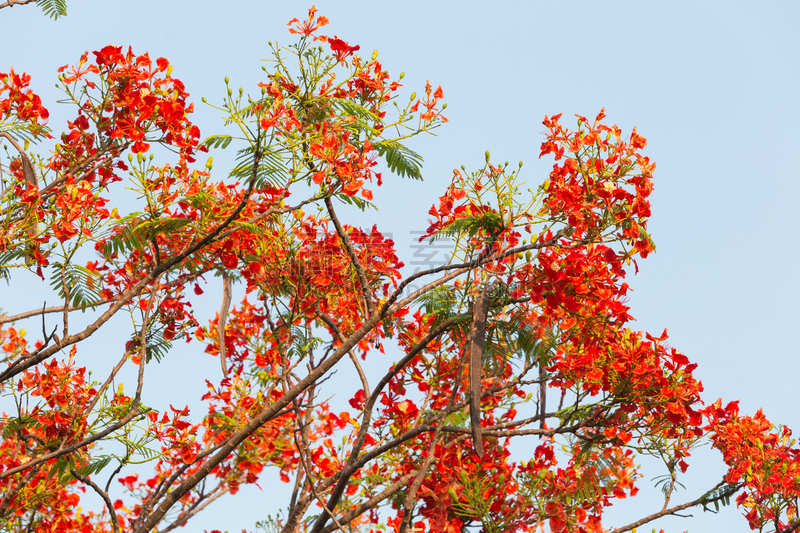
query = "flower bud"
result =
(485, 150, 490, 163)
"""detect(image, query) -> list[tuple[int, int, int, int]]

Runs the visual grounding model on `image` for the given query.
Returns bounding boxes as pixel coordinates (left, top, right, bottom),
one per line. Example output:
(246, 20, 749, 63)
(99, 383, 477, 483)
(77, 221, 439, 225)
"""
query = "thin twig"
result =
(324, 196, 374, 319)
(70, 469, 122, 533)
(0, 300, 110, 324)
(612, 480, 741, 533)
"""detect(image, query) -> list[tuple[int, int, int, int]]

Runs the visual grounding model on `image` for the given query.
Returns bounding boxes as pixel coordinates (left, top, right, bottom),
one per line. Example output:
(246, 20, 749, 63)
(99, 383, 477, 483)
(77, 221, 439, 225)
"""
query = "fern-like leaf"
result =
(72, 455, 113, 477)
(373, 140, 424, 181)
(102, 216, 192, 258)
(229, 145, 288, 187)
(37, 0, 67, 19)
(201, 134, 235, 150)
(49, 262, 104, 311)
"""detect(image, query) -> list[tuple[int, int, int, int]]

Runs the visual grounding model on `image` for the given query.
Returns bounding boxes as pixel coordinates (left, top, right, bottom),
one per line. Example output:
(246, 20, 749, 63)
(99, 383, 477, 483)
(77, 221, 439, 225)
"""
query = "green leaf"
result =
(128, 323, 173, 364)
(72, 455, 113, 477)
(201, 134, 235, 150)
(37, 0, 68, 19)
(419, 285, 460, 320)
(229, 145, 288, 187)
(0, 249, 34, 281)
(329, 98, 379, 124)
(0, 121, 51, 143)
(443, 410, 469, 427)
(336, 193, 374, 212)
(102, 216, 192, 258)
(373, 140, 424, 181)
(49, 262, 103, 312)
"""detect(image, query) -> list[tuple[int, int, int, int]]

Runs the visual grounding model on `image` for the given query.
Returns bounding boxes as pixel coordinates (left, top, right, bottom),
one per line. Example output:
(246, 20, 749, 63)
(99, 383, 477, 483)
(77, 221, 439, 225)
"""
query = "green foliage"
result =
(102, 216, 192, 258)
(37, 0, 67, 19)
(72, 455, 113, 477)
(0, 122, 50, 144)
(330, 98, 381, 134)
(0, 248, 32, 281)
(229, 145, 288, 188)
(491, 307, 555, 369)
(429, 211, 505, 244)
(285, 325, 322, 361)
(442, 410, 469, 427)
(450, 467, 513, 533)
(699, 482, 742, 512)
(201, 134, 234, 150)
(1, 414, 38, 440)
(49, 262, 103, 311)
(128, 322, 173, 364)
(373, 140, 423, 181)
(335, 192, 374, 212)
(419, 285, 460, 320)
(652, 472, 686, 497)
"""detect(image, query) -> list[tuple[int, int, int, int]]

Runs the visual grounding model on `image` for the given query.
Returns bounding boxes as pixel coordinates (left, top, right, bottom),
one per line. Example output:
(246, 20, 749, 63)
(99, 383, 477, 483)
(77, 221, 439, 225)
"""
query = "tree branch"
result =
(0, 151, 260, 384)
(318, 472, 418, 533)
(70, 469, 122, 533)
(0, 407, 144, 480)
(324, 196, 374, 319)
(0, 0, 37, 11)
(612, 480, 742, 533)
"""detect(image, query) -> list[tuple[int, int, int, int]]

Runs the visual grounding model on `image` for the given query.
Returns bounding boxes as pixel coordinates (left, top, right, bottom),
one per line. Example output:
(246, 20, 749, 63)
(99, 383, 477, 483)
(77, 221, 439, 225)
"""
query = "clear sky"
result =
(1, 1, 799, 532)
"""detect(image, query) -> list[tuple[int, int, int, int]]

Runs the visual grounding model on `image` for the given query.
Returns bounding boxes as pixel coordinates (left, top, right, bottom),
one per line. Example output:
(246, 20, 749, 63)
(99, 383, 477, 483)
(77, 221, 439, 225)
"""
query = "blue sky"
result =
(1, 1, 799, 531)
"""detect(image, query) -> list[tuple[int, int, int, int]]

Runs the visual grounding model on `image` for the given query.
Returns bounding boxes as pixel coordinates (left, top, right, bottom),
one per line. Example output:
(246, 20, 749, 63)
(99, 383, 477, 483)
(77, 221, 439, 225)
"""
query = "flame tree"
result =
(0, 6, 798, 533)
